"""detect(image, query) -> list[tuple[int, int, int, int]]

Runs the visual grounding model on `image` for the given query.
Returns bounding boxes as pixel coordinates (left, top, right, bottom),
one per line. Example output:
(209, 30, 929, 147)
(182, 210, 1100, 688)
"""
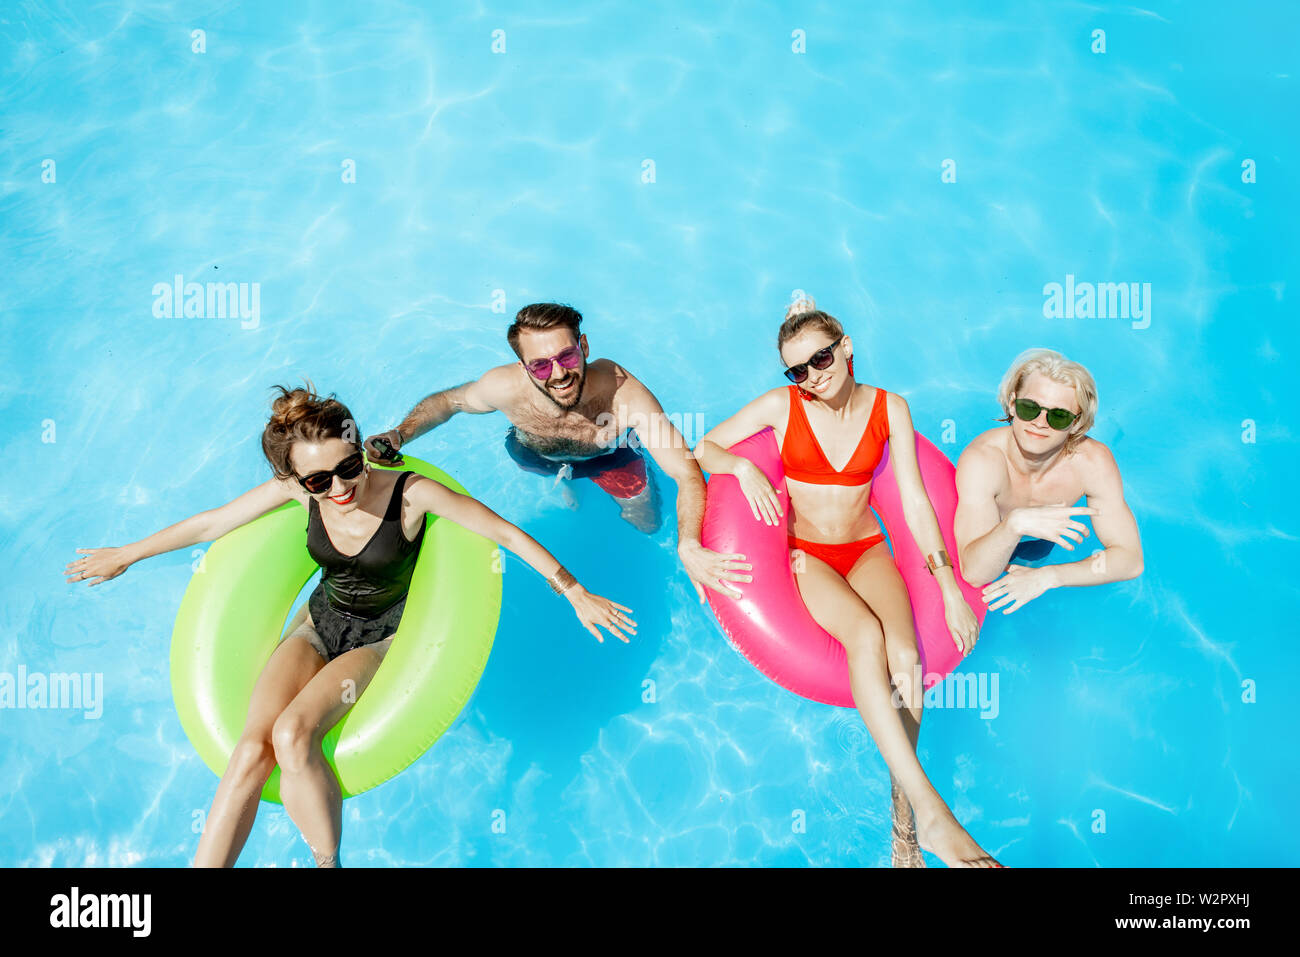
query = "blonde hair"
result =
(996, 348, 1097, 454)
(777, 295, 844, 352)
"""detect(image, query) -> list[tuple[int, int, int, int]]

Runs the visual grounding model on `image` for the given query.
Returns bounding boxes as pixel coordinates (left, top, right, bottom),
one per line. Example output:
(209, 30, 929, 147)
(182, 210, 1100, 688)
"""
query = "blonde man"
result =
(954, 349, 1143, 613)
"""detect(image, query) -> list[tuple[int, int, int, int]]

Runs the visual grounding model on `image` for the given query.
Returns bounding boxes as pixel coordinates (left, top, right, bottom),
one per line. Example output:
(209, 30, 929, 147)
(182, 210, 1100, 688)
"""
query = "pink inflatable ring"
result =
(701, 427, 985, 706)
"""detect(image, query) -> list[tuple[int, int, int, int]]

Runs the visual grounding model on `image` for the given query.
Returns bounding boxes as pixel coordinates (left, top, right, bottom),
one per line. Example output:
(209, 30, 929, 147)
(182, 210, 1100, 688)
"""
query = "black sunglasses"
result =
(1013, 398, 1080, 431)
(296, 449, 365, 494)
(784, 337, 843, 383)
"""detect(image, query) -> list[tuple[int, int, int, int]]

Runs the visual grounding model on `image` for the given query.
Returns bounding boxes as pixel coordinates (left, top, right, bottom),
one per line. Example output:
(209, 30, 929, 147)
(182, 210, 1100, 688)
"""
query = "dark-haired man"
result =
(365, 302, 749, 602)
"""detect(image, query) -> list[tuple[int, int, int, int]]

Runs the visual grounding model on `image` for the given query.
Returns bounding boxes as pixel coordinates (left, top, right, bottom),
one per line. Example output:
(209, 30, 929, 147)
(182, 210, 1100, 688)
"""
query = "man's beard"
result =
(537, 368, 584, 410)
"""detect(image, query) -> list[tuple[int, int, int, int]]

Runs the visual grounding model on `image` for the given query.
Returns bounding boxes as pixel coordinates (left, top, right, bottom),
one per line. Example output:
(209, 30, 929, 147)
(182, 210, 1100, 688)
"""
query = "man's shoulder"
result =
(589, 356, 632, 382)
(477, 362, 525, 400)
(480, 361, 520, 383)
(592, 357, 652, 402)
(958, 427, 1008, 466)
(1071, 435, 1119, 475)
(955, 428, 1010, 490)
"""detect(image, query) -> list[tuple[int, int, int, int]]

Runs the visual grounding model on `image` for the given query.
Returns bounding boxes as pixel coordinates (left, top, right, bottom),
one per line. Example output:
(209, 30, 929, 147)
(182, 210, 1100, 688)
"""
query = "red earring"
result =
(797, 386, 815, 401)
(847, 355, 855, 377)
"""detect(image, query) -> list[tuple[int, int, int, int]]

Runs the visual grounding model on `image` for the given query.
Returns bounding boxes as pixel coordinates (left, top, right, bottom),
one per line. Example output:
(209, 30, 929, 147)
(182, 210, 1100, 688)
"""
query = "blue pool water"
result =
(2, 1, 1296, 866)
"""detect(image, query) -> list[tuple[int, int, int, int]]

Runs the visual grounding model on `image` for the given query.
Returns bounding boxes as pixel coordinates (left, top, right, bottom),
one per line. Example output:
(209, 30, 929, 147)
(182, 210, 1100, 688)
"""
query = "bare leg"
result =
(888, 682, 925, 867)
(845, 547, 927, 867)
(193, 604, 324, 867)
(558, 477, 579, 509)
(794, 547, 999, 867)
(272, 637, 392, 867)
(611, 470, 661, 534)
(552, 464, 579, 510)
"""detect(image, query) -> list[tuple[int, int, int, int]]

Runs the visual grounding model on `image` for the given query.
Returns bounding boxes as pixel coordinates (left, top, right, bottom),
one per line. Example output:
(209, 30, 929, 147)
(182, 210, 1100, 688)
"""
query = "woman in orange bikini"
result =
(694, 297, 1000, 868)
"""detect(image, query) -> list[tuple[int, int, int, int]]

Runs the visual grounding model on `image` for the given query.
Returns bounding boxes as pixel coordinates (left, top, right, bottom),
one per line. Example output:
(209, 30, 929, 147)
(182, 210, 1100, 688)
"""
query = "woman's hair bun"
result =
(785, 295, 817, 321)
(261, 380, 357, 480)
(268, 382, 323, 432)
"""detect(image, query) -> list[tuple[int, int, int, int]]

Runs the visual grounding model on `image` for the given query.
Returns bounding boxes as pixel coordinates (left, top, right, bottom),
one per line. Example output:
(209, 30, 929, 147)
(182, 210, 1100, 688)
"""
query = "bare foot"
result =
(915, 809, 1002, 868)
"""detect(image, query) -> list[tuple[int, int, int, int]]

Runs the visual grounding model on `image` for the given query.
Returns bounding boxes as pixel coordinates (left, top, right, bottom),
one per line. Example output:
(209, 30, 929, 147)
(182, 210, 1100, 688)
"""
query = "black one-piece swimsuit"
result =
(305, 470, 426, 661)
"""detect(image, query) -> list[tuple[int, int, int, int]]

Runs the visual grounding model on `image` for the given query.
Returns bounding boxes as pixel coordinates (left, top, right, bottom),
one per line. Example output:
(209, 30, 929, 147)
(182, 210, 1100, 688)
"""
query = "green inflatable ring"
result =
(170, 456, 502, 802)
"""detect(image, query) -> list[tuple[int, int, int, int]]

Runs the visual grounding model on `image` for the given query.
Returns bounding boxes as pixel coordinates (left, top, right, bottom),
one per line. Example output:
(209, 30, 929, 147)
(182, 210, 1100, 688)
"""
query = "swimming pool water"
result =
(1, 1, 1296, 866)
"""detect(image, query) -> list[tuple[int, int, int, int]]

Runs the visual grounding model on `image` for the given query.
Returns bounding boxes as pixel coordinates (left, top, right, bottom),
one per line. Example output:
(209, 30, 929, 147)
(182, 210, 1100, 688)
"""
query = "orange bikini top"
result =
(781, 384, 890, 486)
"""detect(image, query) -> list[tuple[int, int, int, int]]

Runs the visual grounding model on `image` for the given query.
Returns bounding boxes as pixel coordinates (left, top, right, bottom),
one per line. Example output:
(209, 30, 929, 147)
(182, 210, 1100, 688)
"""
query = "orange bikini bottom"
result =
(787, 532, 886, 579)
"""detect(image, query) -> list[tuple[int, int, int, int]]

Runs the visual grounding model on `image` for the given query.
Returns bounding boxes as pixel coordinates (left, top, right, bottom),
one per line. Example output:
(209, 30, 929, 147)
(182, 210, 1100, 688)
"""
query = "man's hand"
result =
(679, 541, 752, 603)
(982, 563, 1055, 614)
(1008, 504, 1097, 551)
(364, 429, 405, 465)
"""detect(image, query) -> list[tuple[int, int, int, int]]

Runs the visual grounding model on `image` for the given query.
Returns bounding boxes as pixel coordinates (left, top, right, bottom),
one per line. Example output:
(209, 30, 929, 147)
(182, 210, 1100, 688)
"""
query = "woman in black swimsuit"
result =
(66, 383, 635, 867)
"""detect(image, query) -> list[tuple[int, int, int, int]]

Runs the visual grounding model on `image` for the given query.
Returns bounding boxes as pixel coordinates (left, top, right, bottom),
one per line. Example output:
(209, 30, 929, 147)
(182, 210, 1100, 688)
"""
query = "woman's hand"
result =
(982, 564, 1054, 615)
(942, 588, 981, 656)
(565, 585, 638, 643)
(736, 460, 783, 527)
(65, 547, 132, 586)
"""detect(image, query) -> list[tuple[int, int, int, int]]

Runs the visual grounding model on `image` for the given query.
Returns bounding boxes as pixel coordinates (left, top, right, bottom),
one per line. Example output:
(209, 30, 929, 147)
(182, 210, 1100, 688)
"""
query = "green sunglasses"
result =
(1013, 398, 1080, 431)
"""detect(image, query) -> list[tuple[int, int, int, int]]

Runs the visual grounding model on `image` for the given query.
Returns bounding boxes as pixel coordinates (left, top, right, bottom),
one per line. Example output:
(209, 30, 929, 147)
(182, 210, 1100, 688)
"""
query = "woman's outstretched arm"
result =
(66, 478, 296, 586)
(402, 476, 638, 644)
